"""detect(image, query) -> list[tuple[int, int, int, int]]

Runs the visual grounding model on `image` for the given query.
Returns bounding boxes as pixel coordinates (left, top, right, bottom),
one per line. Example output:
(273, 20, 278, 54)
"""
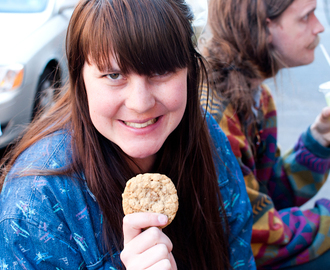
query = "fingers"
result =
(123, 226, 173, 254)
(146, 258, 173, 270)
(145, 253, 177, 270)
(121, 213, 176, 270)
(122, 243, 172, 270)
(321, 106, 330, 119)
(123, 213, 168, 245)
(310, 107, 330, 147)
(168, 252, 178, 270)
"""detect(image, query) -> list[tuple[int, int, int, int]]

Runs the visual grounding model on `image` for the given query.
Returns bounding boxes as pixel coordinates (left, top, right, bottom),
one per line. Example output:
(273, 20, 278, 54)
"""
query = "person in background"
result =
(200, 0, 330, 269)
(0, 0, 255, 269)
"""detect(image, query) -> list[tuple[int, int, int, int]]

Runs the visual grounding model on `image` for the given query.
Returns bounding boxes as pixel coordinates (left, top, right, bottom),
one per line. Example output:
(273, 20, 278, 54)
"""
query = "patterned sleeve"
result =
(0, 218, 86, 269)
(0, 172, 121, 270)
(271, 127, 330, 208)
(206, 112, 256, 270)
(201, 84, 330, 268)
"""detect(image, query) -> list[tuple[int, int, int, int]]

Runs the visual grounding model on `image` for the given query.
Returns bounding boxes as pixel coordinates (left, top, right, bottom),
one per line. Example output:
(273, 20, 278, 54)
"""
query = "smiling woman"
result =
(0, 0, 255, 269)
(83, 62, 187, 171)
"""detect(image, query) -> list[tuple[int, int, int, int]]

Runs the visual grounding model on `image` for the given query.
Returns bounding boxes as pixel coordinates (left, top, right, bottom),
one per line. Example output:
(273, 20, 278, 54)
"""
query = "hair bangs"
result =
(82, 0, 193, 75)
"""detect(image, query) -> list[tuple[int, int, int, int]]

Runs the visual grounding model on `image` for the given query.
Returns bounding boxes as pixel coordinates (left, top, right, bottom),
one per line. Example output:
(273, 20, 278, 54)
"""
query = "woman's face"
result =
(83, 56, 187, 172)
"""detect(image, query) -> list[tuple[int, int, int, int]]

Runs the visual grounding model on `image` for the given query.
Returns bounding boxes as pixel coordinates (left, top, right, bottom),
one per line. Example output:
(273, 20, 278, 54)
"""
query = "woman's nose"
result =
(125, 76, 156, 113)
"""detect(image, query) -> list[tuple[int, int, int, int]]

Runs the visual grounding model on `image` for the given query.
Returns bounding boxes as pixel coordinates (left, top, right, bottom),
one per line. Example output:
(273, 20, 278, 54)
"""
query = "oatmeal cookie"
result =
(122, 173, 178, 228)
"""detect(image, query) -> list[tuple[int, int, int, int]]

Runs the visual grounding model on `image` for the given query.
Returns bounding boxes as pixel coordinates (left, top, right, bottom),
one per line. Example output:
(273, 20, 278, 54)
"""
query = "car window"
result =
(0, 0, 49, 13)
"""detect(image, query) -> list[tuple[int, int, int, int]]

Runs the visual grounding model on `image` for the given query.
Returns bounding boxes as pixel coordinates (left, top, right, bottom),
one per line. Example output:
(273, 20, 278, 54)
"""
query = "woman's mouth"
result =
(123, 118, 158, 128)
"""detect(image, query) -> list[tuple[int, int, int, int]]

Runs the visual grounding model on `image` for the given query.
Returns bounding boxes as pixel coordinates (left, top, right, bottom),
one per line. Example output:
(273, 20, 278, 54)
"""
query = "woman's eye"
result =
(152, 71, 169, 77)
(107, 73, 121, 80)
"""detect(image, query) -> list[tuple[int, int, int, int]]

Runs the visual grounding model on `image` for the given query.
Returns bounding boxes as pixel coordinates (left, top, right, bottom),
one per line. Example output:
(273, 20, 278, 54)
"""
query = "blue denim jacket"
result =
(0, 113, 256, 269)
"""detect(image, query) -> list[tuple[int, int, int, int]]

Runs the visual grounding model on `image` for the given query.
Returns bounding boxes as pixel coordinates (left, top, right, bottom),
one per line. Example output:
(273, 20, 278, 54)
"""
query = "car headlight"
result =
(0, 64, 24, 93)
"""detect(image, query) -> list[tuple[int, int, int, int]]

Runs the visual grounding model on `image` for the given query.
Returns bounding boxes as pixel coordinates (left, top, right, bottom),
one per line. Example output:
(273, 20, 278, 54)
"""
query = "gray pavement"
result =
(265, 0, 330, 209)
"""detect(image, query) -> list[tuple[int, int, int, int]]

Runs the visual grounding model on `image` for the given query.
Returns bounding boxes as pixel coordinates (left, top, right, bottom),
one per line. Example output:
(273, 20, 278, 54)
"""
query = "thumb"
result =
(321, 106, 330, 119)
(123, 213, 168, 245)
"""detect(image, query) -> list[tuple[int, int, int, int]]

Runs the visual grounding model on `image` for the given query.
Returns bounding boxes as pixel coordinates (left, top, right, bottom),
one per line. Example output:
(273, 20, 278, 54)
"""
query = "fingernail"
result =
(158, 214, 168, 224)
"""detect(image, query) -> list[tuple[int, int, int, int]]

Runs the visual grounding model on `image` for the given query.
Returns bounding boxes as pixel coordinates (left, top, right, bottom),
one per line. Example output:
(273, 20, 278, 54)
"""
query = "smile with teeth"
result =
(124, 118, 157, 128)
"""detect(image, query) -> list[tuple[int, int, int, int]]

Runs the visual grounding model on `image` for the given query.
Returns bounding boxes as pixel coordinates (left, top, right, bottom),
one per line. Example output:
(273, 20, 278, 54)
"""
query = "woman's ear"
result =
(266, 18, 273, 44)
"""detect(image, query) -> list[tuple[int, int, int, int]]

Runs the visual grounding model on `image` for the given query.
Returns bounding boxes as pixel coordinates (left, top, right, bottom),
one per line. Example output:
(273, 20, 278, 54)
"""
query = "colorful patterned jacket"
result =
(0, 113, 256, 269)
(201, 84, 330, 269)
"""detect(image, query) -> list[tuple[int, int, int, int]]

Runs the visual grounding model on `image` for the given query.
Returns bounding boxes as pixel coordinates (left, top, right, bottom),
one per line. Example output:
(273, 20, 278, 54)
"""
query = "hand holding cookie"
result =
(121, 212, 177, 269)
(121, 173, 179, 269)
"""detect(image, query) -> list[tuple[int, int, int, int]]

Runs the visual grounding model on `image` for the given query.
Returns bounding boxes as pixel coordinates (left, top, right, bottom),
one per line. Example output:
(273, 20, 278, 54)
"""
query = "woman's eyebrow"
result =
(105, 68, 121, 73)
(98, 65, 121, 73)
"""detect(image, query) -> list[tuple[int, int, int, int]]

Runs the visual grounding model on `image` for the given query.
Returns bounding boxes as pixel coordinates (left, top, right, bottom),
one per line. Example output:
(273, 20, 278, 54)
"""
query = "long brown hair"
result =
(0, 0, 230, 268)
(203, 0, 294, 120)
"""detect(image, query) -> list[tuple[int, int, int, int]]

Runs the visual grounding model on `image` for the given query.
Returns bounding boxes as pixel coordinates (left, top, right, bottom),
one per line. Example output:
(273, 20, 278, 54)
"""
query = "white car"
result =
(0, 0, 77, 149)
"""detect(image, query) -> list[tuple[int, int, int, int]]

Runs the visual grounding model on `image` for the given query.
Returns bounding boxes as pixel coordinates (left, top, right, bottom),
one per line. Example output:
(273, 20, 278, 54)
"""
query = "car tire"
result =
(32, 66, 60, 120)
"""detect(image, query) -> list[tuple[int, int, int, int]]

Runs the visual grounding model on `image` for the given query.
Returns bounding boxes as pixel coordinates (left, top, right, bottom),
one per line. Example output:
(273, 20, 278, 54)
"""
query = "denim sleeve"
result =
(0, 173, 121, 269)
(0, 217, 87, 269)
(0, 217, 123, 270)
(206, 112, 256, 269)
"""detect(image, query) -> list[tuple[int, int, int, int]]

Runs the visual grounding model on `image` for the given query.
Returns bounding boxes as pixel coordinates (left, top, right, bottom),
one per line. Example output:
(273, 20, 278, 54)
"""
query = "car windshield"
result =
(0, 0, 49, 13)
